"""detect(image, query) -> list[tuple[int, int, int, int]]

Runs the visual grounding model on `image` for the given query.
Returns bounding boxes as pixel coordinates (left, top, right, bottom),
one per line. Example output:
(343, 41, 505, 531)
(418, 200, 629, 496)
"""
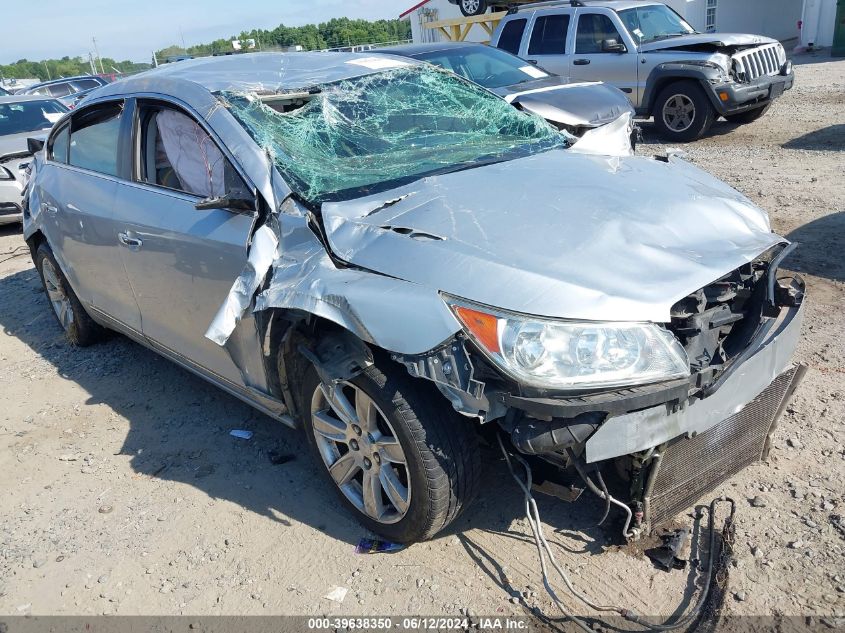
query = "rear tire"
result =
(653, 80, 715, 142)
(458, 0, 487, 16)
(724, 104, 771, 124)
(297, 357, 481, 543)
(35, 243, 106, 346)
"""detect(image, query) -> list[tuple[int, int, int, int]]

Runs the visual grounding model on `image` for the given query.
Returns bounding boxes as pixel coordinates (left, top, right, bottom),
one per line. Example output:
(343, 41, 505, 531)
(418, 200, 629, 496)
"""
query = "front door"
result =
(112, 99, 258, 386)
(568, 10, 639, 101)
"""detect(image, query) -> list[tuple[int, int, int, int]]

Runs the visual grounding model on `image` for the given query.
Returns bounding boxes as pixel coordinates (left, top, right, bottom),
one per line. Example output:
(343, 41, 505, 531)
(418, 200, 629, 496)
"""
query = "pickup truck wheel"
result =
(35, 243, 106, 346)
(724, 104, 771, 124)
(653, 81, 715, 142)
(458, 0, 487, 16)
(299, 358, 481, 543)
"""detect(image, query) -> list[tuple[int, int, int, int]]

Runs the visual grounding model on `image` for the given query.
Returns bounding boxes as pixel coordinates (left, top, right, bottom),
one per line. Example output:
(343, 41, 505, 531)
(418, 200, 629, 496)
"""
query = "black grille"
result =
(644, 366, 799, 530)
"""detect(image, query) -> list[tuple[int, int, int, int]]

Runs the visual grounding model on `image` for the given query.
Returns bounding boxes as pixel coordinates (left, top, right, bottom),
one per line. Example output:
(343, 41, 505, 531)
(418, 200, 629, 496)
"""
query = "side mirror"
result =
(602, 38, 627, 53)
(27, 137, 45, 154)
(195, 192, 255, 213)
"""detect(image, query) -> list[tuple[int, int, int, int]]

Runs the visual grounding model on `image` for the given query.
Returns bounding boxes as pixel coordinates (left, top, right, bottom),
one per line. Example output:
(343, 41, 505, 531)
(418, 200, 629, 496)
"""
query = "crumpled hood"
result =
(493, 80, 634, 128)
(320, 150, 783, 324)
(639, 33, 778, 52)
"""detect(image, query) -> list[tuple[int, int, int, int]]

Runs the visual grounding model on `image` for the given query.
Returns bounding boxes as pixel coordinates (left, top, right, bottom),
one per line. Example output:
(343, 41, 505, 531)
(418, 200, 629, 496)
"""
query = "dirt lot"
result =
(0, 52, 843, 624)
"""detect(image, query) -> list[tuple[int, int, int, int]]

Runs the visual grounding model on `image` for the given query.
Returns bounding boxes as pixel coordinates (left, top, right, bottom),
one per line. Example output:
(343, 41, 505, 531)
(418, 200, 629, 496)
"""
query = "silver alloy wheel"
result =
(41, 258, 74, 331)
(461, 0, 481, 14)
(311, 381, 411, 524)
(662, 94, 696, 132)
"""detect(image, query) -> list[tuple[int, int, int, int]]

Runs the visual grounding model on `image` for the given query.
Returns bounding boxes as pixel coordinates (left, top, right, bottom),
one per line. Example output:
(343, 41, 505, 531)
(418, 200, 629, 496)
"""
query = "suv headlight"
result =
(447, 298, 689, 390)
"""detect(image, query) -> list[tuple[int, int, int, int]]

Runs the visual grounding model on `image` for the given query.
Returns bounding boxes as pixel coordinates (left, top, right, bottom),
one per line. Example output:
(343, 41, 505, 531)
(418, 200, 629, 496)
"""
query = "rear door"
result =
(112, 98, 258, 385)
(35, 100, 142, 333)
(521, 10, 574, 79)
(568, 9, 639, 99)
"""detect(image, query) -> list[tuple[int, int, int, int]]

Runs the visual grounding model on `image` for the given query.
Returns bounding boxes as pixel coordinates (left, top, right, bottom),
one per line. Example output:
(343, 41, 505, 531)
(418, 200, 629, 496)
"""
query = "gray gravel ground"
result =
(0, 51, 842, 625)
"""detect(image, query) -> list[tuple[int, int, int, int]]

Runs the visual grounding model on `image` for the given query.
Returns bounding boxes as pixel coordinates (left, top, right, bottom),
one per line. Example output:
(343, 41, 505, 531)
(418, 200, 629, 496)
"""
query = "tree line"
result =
(0, 16, 411, 83)
(155, 17, 411, 59)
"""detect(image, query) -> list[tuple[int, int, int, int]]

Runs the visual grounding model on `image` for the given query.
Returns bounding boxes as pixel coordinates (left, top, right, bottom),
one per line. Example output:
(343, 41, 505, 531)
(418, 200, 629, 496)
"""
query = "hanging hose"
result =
(595, 471, 611, 526)
(496, 433, 735, 631)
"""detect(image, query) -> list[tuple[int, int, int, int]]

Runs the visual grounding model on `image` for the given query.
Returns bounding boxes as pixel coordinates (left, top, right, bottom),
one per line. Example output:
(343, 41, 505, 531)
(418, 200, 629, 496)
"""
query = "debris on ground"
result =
(229, 429, 253, 440)
(355, 538, 405, 554)
(323, 586, 348, 603)
(645, 529, 690, 571)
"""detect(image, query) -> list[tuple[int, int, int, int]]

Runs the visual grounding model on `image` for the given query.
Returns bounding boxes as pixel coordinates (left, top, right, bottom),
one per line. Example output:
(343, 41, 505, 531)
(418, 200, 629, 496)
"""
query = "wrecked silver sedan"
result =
(23, 53, 805, 543)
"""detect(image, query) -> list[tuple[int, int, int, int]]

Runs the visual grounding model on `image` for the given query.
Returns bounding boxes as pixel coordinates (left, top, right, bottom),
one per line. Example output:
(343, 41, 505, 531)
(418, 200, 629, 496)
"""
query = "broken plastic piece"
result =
(568, 111, 634, 157)
(645, 528, 689, 571)
(354, 538, 405, 554)
(229, 429, 253, 440)
(323, 586, 348, 603)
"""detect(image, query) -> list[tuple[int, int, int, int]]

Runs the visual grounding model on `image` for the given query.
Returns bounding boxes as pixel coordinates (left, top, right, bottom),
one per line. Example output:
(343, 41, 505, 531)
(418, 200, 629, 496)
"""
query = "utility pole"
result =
(152, 51, 159, 68)
(43, 61, 52, 81)
(88, 52, 97, 75)
(92, 37, 105, 74)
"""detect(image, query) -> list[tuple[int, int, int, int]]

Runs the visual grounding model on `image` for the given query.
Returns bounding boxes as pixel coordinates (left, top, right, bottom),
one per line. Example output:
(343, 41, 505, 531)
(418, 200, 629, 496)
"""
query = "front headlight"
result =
(447, 298, 689, 390)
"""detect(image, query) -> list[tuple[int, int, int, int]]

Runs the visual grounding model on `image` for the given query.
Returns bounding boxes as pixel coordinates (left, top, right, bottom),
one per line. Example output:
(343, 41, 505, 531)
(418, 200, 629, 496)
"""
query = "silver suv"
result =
(492, 0, 795, 141)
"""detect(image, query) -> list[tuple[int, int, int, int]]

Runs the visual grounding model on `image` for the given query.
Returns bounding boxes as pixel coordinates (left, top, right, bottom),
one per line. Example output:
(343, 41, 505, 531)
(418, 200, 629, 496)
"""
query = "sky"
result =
(2, 0, 414, 65)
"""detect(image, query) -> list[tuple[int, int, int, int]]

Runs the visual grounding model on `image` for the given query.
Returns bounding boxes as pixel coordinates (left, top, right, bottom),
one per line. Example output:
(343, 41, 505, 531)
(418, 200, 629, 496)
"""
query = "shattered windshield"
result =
(618, 5, 695, 44)
(222, 65, 566, 204)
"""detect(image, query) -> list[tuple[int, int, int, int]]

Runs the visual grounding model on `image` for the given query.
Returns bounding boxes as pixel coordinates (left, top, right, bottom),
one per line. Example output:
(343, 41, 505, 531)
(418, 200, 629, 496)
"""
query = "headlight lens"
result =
(448, 298, 689, 389)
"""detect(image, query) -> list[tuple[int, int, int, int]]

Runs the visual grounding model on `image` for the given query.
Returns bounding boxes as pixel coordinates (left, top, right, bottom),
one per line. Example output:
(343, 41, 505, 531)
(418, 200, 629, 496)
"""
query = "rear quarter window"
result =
(496, 18, 527, 55)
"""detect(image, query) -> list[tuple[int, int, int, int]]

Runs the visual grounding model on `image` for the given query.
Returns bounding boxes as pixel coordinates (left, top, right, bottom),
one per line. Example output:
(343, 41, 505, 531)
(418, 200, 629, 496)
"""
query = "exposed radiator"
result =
(643, 364, 805, 530)
(733, 43, 785, 82)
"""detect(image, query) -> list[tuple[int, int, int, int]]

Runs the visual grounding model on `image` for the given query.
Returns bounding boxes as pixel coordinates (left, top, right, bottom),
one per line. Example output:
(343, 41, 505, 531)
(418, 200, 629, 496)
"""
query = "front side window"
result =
(497, 18, 527, 55)
(69, 102, 123, 176)
(575, 13, 625, 53)
(528, 14, 571, 55)
(223, 66, 565, 205)
(47, 83, 74, 98)
(137, 104, 241, 198)
(0, 99, 66, 135)
(617, 5, 695, 44)
(415, 46, 550, 90)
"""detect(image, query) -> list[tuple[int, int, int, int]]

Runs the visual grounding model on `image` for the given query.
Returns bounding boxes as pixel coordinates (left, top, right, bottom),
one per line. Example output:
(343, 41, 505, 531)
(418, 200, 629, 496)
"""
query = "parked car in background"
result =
(0, 95, 67, 226)
(20, 75, 110, 109)
(0, 86, 10, 96)
(24, 53, 804, 544)
(375, 42, 635, 140)
(492, 0, 794, 141)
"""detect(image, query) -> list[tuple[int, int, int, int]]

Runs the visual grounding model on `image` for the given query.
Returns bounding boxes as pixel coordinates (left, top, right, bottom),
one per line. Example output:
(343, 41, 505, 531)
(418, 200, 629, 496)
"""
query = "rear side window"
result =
(528, 14, 571, 55)
(497, 18, 527, 55)
(50, 124, 70, 164)
(72, 78, 101, 91)
(69, 102, 123, 176)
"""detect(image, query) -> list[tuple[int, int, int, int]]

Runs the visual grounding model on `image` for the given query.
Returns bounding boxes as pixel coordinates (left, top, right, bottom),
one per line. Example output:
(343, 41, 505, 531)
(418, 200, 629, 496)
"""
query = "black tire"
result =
(458, 0, 487, 16)
(34, 242, 106, 346)
(297, 357, 481, 543)
(652, 80, 716, 142)
(724, 104, 771, 124)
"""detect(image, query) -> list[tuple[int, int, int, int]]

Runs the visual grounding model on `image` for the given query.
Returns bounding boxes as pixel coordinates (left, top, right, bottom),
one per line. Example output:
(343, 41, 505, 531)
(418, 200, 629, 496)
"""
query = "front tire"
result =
(298, 358, 481, 543)
(458, 0, 487, 16)
(653, 81, 715, 142)
(724, 104, 771, 124)
(35, 243, 106, 346)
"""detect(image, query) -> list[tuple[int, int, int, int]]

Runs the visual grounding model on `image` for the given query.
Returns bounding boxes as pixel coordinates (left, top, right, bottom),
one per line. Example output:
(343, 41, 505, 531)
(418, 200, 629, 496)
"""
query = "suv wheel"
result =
(653, 81, 715, 142)
(35, 243, 106, 346)
(458, 0, 487, 16)
(299, 358, 481, 543)
(724, 104, 771, 125)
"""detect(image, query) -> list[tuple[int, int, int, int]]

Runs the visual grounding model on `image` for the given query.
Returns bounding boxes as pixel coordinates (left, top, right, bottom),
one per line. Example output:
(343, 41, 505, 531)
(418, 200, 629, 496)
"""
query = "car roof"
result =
(511, 0, 661, 12)
(0, 94, 64, 105)
(373, 42, 485, 57)
(25, 75, 104, 90)
(94, 52, 422, 99)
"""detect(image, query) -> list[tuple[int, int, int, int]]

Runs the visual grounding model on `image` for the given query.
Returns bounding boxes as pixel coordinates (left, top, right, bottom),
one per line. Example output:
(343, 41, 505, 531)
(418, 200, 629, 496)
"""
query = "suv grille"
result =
(733, 43, 785, 82)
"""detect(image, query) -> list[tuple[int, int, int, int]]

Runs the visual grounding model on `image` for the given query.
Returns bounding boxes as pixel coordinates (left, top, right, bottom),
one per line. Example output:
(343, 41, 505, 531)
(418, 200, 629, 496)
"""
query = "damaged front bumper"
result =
(710, 67, 795, 115)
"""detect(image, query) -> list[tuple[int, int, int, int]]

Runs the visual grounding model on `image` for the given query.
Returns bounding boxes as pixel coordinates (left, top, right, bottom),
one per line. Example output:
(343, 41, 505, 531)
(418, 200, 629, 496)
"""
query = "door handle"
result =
(117, 231, 143, 250)
(42, 203, 58, 215)
(527, 59, 539, 65)
(573, 58, 591, 65)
